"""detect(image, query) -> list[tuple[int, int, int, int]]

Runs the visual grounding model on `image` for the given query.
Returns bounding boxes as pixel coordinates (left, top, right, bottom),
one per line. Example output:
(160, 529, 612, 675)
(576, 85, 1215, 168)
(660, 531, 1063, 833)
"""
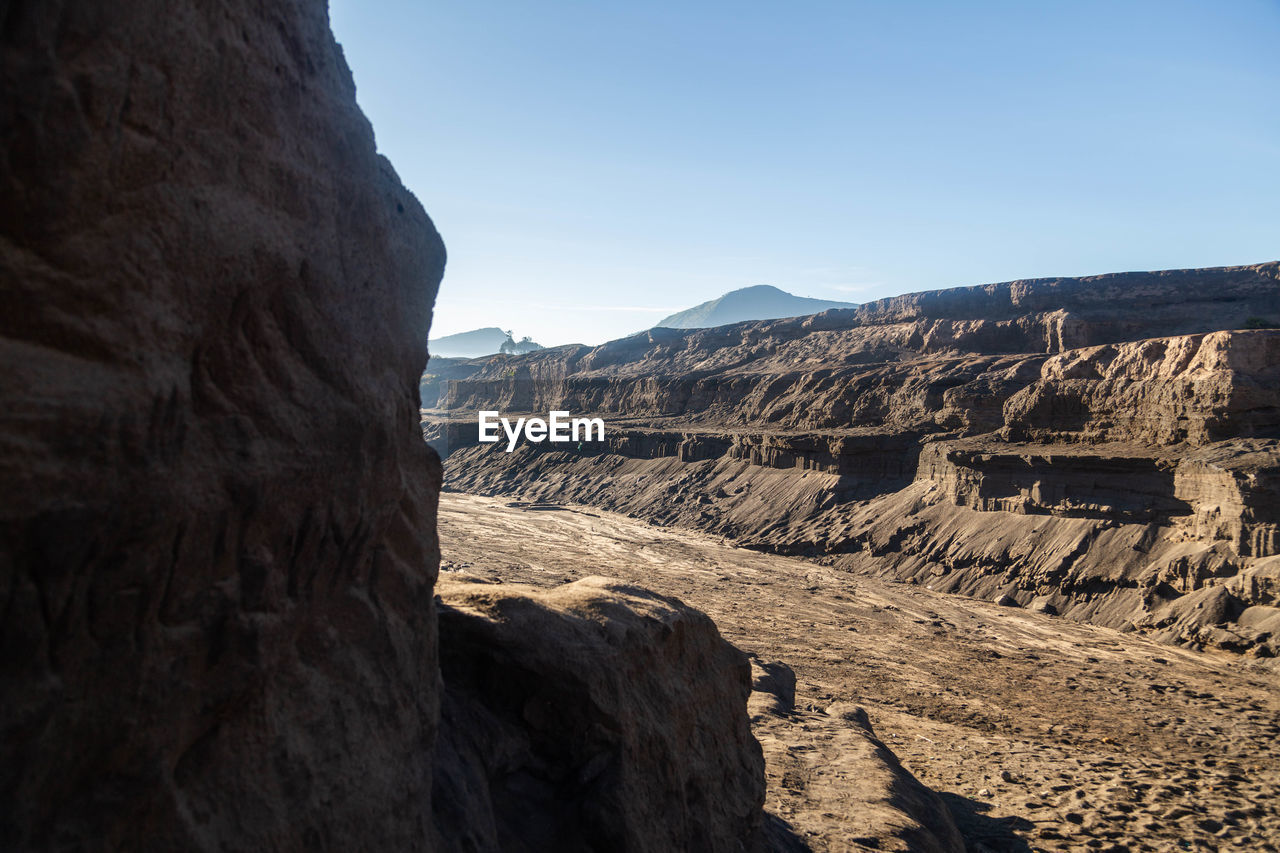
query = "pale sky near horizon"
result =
(328, 1, 1280, 348)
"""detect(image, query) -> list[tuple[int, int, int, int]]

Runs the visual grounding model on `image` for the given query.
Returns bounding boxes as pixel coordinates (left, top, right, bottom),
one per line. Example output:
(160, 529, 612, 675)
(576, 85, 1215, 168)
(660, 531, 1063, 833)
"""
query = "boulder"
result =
(1030, 595, 1059, 615)
(432, 575, 767, 853)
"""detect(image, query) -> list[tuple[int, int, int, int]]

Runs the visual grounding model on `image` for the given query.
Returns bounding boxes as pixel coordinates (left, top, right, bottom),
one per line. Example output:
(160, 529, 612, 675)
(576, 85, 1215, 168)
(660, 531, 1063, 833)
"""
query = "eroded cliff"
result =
(431, 267, 1280, 658)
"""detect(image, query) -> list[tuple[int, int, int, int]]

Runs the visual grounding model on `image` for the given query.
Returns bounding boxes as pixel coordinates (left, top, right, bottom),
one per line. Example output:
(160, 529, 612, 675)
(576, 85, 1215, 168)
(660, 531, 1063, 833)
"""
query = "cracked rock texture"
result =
(1, 0, 445, 848)
(429, 265, 1280, 658)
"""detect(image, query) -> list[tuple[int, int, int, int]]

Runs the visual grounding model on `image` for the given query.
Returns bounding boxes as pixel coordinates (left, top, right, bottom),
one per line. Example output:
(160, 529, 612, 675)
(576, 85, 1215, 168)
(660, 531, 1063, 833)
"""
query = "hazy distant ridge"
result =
(656, 284, 856, 329)
(429, 327, 544, 359)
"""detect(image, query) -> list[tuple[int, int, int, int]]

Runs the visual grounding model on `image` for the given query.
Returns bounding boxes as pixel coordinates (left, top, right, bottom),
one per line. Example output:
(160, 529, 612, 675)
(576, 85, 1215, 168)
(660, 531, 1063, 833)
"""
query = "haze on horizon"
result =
(329, 1, 1280, 348)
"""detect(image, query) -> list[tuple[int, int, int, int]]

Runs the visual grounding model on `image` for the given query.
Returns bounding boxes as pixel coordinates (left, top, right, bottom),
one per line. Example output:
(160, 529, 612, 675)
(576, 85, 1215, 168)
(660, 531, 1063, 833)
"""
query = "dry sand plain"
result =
(438, 493, 1280, 853)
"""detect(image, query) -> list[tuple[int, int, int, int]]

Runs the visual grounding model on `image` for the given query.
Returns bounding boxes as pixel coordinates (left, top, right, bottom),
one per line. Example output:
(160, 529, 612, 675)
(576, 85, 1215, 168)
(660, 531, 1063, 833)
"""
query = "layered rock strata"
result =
(431, 274, 1280, 657)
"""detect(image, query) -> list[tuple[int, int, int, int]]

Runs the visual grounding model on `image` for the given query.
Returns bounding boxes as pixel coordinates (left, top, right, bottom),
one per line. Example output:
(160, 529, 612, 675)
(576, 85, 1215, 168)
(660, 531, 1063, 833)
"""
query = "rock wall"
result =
(1004, 331, 1280, 445)
(2, 2, 773, 850)
(435, 262, 1279, 420)
(1, 0, 447, 848)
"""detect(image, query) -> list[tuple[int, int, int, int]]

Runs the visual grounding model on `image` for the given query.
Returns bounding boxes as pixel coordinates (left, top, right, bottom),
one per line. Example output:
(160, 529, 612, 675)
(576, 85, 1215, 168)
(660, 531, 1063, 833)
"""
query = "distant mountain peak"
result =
(429, 326, 544, 359)
(730, 283, 785, 293)
(655, 285, 856, 330)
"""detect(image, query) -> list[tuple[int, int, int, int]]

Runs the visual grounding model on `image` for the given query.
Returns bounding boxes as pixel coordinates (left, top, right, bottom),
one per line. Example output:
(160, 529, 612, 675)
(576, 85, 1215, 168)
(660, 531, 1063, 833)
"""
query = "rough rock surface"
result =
(429, 266, 1280, 656)
(0, 0, 446, 848)
(432, 574, 766, 853)
(2, 3, 779, 852)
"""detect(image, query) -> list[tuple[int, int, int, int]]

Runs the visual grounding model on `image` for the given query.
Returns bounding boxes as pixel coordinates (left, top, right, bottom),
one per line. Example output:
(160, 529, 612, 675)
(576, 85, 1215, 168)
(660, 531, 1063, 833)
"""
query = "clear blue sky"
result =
(329, 1, 1279, 347)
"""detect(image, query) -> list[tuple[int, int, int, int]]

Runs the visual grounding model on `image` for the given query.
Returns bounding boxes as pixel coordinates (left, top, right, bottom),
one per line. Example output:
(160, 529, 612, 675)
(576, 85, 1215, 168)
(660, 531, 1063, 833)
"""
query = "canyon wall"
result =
(432, 268, 1280, 658)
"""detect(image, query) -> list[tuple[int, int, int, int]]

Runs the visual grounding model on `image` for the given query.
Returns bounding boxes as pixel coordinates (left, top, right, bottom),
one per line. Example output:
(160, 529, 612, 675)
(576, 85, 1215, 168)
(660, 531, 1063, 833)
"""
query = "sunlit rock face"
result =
(431, 265, 1280, 658)
(0, 0, 446, 847)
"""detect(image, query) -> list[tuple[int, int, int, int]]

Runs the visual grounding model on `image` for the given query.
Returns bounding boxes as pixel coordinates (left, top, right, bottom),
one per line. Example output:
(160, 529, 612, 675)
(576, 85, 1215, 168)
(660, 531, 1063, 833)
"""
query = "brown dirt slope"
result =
(438, 494, 1280, 853)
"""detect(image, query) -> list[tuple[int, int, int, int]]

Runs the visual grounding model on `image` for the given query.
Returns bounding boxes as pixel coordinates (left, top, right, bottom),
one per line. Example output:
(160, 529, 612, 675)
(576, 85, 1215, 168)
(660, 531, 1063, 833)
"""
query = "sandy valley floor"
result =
(437, 493, 1280, 852)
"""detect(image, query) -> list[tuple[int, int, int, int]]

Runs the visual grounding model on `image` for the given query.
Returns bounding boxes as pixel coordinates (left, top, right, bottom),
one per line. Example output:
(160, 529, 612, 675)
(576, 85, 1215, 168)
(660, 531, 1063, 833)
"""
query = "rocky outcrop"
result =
(1004, 331, 1280, 445)
(431, 273, 1280, 658)
(2, 2, 770, 850)
(1, 0, 446, 847)
(433, 575, 766, 853)
(422, 356, 501, 408)
(438, 324, 1280, 439)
